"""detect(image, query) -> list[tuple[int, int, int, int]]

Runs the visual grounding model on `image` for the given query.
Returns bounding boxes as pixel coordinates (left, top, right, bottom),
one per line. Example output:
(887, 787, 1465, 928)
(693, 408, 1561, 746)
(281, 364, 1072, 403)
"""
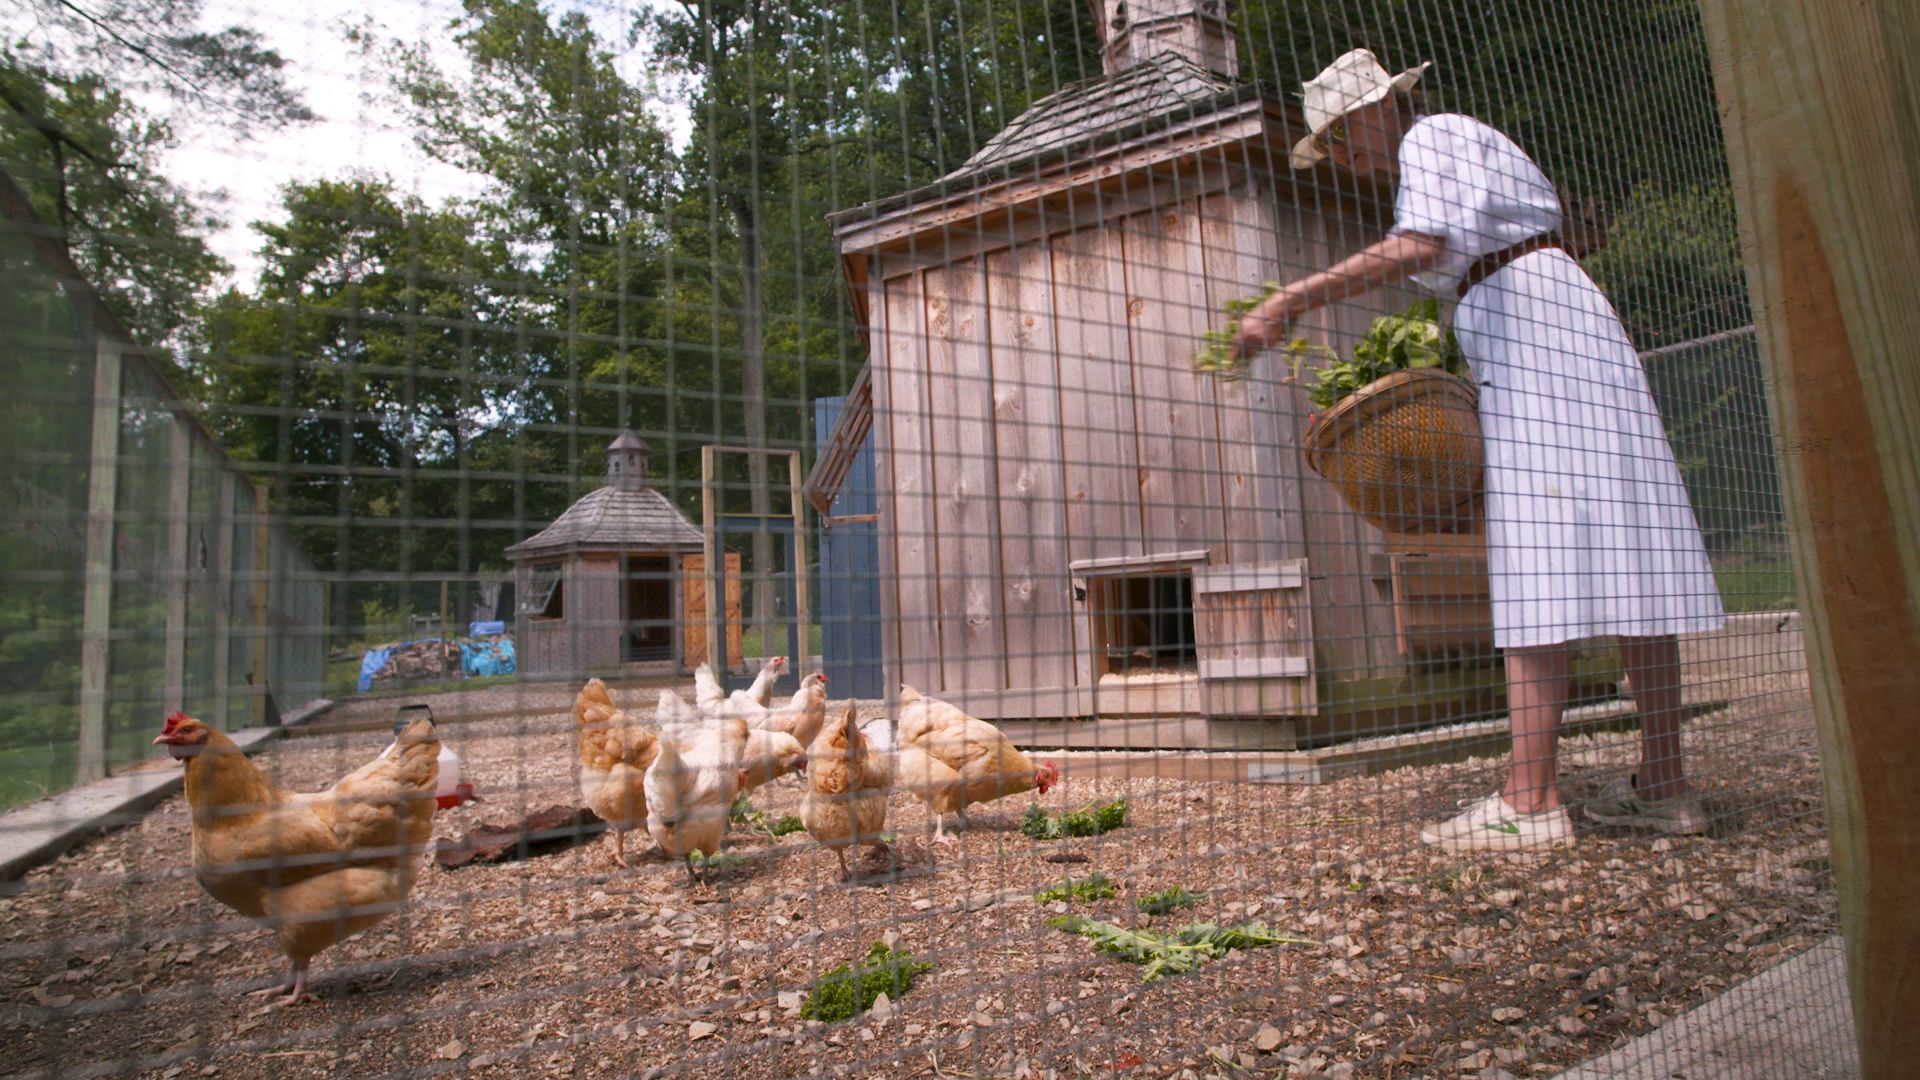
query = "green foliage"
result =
(1034, 873, 1118, 904)
(728, 793, 808, 840)
(1048, 917, 1317, 984)
(688, 848, 745, 875)
(1021, 798, 1128, 841)
(0, 52, 227, 355)
(1135, 887, 1201, 916)
(798, 942, 933, 1023)
(1292, 300, 1470, 411)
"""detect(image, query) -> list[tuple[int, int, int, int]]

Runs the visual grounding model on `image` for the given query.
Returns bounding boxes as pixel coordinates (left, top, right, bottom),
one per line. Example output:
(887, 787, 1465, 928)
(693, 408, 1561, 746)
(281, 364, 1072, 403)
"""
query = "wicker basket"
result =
(1303, 368, 1485, 534)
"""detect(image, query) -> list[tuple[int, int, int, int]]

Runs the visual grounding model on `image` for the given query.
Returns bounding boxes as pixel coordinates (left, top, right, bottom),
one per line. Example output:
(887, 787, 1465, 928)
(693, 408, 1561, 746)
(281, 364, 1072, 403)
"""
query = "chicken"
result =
(153, 710, 440, 1006)
(746, 672, 829, 749)
(892, 685, 1060, 844)
(802, 701, 891, 881)
(645, 689, 751, 882)
(694, 655, 788, 713)
(738, 728, 807, 795)
(573, 678, 660, 867)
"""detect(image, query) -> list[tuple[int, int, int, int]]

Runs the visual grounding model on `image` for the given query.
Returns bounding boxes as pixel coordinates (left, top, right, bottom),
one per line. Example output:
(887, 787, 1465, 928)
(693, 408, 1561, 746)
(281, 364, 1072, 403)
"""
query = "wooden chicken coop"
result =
(807, 0, 1623, 747)
(507, 432, 742, 678)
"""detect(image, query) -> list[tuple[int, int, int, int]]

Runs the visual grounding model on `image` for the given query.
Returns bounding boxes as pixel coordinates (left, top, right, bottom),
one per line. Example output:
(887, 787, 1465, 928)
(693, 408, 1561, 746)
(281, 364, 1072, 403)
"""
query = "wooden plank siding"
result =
(878, 267, 944, 694)
(1118, 201, 1226, 555)
(1050, 226, 1143, 568)
(1197, 180, 1296, 567)
(986, 244, 1076, 694)
(923, 258, 1007, 693)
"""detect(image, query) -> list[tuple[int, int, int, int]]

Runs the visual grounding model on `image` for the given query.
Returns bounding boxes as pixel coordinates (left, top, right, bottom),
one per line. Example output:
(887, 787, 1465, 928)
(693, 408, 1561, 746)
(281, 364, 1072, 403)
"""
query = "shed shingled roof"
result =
(828, 53, 1256, 230)
(503, 484, 704, 559)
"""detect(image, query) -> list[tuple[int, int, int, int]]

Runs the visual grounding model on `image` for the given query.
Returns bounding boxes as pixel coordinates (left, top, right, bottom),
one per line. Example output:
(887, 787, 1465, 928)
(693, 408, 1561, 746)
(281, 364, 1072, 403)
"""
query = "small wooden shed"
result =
(809, 0, 1619, 745)
(507, 433, 741, 677)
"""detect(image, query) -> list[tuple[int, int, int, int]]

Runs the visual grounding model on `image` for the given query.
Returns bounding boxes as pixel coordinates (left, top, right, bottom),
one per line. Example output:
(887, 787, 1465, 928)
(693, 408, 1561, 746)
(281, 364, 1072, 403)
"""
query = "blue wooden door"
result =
(815, 395, 883, 699)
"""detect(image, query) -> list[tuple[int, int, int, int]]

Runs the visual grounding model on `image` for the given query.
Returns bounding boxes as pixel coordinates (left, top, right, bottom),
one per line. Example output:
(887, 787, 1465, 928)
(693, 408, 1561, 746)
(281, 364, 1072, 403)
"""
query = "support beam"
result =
(210, 476, 233, 730)
(787, 450, 811, 671)
(1698, 4, 1920, 1077)
(77, 339, 122, 783)
(162, 416, 190, 715)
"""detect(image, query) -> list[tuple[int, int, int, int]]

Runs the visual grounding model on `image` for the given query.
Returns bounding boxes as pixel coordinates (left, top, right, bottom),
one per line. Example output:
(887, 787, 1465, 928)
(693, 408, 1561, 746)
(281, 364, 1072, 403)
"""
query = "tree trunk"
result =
(732, 194, 776, 667)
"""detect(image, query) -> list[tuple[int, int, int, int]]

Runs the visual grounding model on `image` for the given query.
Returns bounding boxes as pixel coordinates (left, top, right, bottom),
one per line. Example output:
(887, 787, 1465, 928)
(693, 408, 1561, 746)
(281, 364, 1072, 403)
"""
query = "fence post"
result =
(161, 416, 190, 716)
(76, 338, 122, 783)
(1698, 4, 1920, 1076)
(250, 481, 271, 728)
(787, 450, 811, 670)
(210, 474, 233, 730)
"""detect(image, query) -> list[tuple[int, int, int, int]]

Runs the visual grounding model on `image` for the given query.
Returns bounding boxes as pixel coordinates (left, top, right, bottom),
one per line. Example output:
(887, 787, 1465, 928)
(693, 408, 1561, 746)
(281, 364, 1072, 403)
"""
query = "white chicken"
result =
(645, 688, 750, 883)
(694, 655, 788, 713)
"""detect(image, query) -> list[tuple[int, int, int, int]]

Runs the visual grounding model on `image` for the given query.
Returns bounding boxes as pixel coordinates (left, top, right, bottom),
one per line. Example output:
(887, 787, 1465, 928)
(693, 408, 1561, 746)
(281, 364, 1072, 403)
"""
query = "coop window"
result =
(1089, 573, 1198, 676)
(522, 564, 565, 620)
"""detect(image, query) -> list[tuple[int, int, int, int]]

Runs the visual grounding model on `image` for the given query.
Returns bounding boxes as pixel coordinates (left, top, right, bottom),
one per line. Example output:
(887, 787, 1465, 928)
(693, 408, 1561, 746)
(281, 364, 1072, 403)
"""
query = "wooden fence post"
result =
(76, 338, 121, 783)
(161, 415, 190, 716)
(1698, 4, 1920, 1076)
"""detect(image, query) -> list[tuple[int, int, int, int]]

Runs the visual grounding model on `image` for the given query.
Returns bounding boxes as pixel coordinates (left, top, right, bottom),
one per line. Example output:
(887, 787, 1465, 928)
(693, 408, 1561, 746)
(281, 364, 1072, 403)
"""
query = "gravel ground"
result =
(1, 680, 1837, 1080)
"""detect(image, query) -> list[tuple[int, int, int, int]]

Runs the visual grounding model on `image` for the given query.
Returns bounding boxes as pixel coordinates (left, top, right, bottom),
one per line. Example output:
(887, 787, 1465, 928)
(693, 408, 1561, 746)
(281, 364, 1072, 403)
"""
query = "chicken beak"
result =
(151, 734, 171, 746)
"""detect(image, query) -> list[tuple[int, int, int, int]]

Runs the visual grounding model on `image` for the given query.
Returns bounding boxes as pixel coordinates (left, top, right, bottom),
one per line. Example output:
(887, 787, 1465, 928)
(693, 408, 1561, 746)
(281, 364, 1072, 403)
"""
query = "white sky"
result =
(157, 0, 693, 286)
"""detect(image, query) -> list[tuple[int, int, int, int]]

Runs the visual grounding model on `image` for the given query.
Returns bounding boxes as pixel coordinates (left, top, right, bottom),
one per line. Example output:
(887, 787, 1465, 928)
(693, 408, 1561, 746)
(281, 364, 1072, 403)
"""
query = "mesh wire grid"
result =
(0, 1, 1850, 1078)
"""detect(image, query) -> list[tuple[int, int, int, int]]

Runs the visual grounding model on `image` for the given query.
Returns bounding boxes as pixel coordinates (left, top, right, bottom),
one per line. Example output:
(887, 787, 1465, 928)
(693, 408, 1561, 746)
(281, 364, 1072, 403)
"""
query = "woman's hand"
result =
(1232, 285, 1307, 359)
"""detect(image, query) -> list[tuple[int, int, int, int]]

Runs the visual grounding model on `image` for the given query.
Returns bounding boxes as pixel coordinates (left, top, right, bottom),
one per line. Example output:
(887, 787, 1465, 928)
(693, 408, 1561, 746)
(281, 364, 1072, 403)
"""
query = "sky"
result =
(157, 0, 694, 286)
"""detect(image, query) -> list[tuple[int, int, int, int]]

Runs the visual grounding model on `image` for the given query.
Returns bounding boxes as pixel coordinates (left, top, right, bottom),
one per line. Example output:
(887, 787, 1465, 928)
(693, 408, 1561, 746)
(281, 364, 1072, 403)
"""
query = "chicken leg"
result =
(609, 830, 629, 869)
(248, 960, 315, 1007)
(833, 847, 851, 883)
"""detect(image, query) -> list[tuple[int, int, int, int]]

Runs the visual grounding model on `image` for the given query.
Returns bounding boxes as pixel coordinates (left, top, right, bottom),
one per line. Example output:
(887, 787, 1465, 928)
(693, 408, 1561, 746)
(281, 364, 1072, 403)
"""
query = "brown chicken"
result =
(154, 710, 440, 1006)
(746, 672, 829, 750)
(574, 678, 661, 867)
(892, 685, 1059, 844)
(738, 729, 807, 795)
(802, 701, 891, 881)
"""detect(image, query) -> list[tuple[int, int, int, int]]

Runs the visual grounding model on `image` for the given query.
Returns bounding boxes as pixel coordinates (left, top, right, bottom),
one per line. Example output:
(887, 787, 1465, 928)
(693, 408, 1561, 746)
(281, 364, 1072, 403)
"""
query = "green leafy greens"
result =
(1196, 295, 1470, 411)
(1034, 872, 1119, 903)
(1021, 798, 1129, 840)
(798, 942, 935, 1023)
(1048, 916, 1319, 984)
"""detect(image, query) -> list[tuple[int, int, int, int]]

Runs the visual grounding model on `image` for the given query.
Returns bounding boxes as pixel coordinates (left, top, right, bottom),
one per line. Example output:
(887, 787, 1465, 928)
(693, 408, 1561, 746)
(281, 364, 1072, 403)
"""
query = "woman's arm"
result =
(1232, 231, 1447, 357)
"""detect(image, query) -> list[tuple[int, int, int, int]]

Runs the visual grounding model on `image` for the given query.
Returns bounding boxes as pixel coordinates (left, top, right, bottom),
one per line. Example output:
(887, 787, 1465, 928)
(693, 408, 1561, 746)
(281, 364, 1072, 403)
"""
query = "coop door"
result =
(1192, 560, 1316, 718)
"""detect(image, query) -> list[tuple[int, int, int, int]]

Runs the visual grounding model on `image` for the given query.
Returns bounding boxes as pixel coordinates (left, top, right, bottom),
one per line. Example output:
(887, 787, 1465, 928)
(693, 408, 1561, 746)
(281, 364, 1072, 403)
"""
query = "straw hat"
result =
(1291, 49, 1432, 169)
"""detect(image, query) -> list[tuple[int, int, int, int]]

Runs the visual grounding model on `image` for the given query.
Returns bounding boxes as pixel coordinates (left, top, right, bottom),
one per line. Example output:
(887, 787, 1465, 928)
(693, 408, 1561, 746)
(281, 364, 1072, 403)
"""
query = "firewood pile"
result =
(369, 639, 459, 685)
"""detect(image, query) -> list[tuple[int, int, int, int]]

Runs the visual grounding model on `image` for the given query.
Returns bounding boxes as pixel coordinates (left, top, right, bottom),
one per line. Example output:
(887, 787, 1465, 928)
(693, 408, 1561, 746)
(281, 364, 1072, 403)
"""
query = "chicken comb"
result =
(162, 711, 191, 733)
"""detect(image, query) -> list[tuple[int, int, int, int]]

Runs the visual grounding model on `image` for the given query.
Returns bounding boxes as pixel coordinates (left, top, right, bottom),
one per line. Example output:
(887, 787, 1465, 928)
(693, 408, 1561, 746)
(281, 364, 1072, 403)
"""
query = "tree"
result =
(0, 52, 226, 355)
(198, 178, 529, 622)
(5, 0, 311, 134)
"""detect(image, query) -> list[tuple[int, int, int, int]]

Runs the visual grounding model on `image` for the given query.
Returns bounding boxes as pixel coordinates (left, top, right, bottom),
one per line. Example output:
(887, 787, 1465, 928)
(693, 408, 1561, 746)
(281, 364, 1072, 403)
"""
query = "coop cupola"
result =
(1088, 0, 1238, 78)
(607, 430, 651, 492)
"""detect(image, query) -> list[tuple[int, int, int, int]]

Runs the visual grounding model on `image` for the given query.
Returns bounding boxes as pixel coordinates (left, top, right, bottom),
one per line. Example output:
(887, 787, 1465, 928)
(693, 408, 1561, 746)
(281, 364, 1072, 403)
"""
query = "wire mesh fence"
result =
(0, 1, 1853, 1078)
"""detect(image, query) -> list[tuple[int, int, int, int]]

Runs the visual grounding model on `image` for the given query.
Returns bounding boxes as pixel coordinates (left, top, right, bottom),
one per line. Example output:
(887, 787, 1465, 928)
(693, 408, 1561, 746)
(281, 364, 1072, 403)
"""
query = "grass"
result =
(1715, 556, 1798, 613)
(324, 655, 516, 701)
(0, 744, 76, 813)
(738, 623, 824, 662)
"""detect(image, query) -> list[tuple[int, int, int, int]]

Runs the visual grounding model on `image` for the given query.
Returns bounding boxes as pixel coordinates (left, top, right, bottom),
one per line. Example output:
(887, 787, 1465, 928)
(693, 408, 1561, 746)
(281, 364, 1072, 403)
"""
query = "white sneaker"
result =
(1584, 776, 1709, 835)
(1418, 792, 1576, 853)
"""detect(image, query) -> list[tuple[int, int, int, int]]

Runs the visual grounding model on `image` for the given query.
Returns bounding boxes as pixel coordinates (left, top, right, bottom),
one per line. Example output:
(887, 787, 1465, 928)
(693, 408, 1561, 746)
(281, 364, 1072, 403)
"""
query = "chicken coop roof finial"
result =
(607, 430, 650, 492)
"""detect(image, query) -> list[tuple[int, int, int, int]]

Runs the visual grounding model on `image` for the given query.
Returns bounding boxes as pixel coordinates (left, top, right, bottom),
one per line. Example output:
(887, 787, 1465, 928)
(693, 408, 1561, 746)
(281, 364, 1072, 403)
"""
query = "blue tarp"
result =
(358, 635, 516, 691)
(470, 620, 506, 637)
(357, 645, 396, 693)
(461, 637, 516, 677)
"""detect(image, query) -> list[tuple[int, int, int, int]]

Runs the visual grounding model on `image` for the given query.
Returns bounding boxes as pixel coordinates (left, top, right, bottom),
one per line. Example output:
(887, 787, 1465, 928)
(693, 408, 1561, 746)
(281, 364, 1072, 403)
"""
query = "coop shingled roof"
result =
(503, 484, 704, 558)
